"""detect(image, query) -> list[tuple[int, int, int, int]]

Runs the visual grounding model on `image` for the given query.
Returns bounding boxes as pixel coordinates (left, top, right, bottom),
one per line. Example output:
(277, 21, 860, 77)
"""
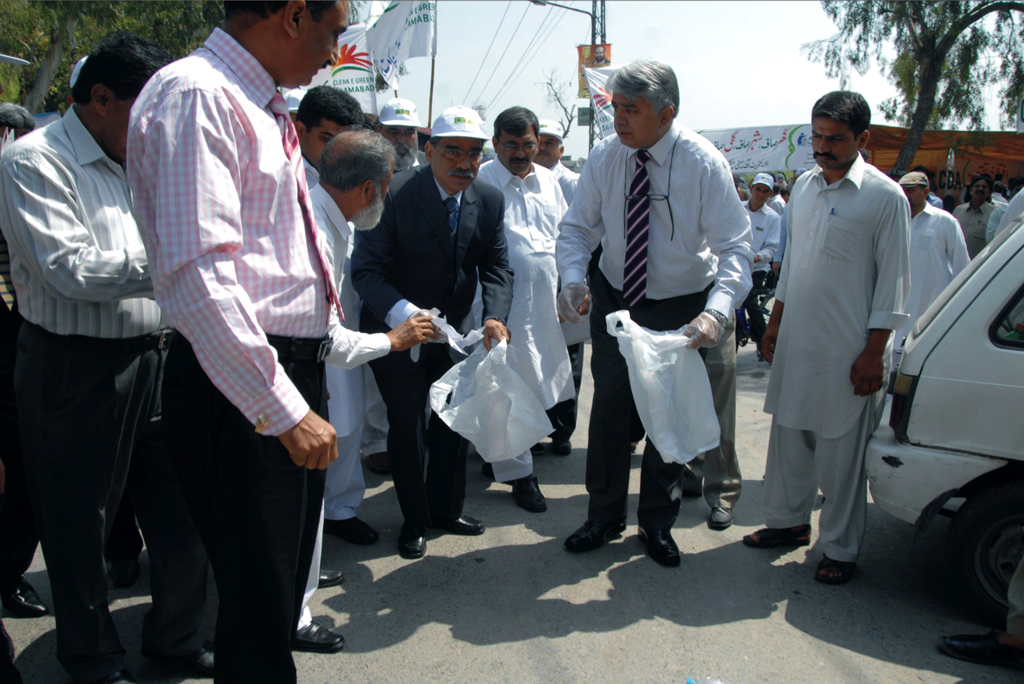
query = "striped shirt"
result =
(0, 107, 160, 338)
(556, 122, 753, 315)
(127, 28, 389, 437)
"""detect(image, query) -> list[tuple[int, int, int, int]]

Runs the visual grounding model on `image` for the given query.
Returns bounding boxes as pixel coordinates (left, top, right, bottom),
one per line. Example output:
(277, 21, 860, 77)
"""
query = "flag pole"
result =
(428, 55, 436, 124)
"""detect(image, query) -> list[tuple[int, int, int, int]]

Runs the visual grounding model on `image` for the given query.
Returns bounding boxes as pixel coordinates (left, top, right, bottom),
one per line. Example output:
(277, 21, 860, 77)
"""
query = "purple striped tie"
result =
(622, 149, 651, 306)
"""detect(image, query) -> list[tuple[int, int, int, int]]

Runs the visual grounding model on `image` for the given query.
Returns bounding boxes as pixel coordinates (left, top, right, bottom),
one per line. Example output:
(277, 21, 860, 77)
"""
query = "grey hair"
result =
(607, 59, 679, 118)
(319, 128, 396, 193)
(0, 103, 35, 131)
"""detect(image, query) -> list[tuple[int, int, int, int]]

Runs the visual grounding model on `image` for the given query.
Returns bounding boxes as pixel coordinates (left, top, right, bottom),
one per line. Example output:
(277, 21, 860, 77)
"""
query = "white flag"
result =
(309, 23, 378, 114)
(583, 65, 617, 140)
(366, 1, 438, 89)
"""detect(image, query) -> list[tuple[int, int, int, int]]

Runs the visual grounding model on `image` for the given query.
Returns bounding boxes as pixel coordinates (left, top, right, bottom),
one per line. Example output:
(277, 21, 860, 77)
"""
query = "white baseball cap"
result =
(69, 56, 88, 90)
(379, 98, 422, 127)
(538, 119, 565, 141)
(752, 173, 775, 189)
(283, 87, 306, 113)
(431, 106, 488, 140)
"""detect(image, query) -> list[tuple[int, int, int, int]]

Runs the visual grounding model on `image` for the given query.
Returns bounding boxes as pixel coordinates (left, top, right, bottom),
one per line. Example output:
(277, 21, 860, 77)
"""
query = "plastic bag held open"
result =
(429, 340, 552, 463)
(606, 311, 720, 464)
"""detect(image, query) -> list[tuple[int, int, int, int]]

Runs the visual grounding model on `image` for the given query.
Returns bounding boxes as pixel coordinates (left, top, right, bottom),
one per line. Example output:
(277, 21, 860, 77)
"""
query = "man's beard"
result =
(392, 142, 417, 171)
(351, 186, 386, 232)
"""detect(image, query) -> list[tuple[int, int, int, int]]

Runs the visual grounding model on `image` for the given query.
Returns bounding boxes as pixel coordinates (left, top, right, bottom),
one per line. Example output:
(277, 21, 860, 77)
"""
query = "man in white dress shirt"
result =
(536, 119, 579, 205)
(892, 172, 968, 360)
(0, 34, 211, 684)
(741, 173, 781, 360)
(556, 60, 753, 567)
(476, 107, 573, 512)
(743, 91, 910, 586)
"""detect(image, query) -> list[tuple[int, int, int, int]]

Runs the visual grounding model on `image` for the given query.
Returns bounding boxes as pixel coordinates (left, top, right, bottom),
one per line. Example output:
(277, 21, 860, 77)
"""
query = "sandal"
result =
(742, 524, 811, 548)
(815, 555, 856, 585)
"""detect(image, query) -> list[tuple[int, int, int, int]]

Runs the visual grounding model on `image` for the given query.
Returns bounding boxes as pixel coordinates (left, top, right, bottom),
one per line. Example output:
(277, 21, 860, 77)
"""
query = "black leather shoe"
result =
(293, 623, 345, 654)
(429, 515, 485, 536)
(87, 670, 137, 684)
(324, 517, 379, 545)
(142, 641, 214, 676)
(938, 631, 1024, 671)
(397, 524, 426, 559)
(510, 476, 547, 512)
(550, 439, 572, 456)
(707, 506, 733, 530)
(638, 527, 681, 567)
(564, 518, 627, 553)
(1, 578, 48, 618)
(317, 569, 344, 589)
(108, 559, 140, 588)
(529, 443, 546, 456)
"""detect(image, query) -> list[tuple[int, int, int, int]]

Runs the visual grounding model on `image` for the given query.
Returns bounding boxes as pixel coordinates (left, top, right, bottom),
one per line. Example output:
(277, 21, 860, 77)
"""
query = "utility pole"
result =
(587, 0, 607, 153)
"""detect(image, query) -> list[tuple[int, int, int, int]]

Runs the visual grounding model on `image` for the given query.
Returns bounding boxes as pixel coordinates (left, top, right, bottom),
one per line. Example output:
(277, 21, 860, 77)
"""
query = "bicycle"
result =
(735, 272, 776, 360)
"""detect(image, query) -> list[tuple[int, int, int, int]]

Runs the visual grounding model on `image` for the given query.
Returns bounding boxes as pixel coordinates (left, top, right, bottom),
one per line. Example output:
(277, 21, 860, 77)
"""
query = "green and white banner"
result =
(310, 23, 377, 113)
(367, 1, 437, 89)
(697, 125, 816, 172)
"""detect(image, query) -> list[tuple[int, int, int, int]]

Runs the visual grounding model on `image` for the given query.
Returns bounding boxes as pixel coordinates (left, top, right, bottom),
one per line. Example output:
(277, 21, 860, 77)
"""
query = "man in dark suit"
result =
(353, 105, 514, 560)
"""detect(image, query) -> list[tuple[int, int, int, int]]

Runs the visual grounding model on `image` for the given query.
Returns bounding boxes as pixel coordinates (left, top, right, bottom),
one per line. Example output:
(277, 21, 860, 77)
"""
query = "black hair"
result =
(942, 194, 957, 213)
(224, 1, 339, 22)
(968, 174, 994, 194)
(71, 32, 173, 105)
(492, 106, 539, 140)
(296, 85, 364, 130)
(779, 184, 791, 198)
(811, 90, 871, 136)
(909, 165, 934, 179)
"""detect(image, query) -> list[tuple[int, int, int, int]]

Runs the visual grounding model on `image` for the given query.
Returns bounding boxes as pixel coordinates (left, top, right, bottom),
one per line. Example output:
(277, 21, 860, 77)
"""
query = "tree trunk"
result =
(891, 53, 942, 175)
(22, 13, 79, 113)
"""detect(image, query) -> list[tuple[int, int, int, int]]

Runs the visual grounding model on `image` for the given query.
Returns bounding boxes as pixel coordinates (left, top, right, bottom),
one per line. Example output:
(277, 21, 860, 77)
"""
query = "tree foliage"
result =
(803, 1, 1024, 173)
(0, 1, 223, 113)
(540, 68, 576, 141)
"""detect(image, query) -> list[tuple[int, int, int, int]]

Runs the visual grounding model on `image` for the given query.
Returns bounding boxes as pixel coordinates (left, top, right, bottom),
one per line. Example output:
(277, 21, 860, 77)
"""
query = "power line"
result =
(460, 1, 512, 104)
(483, 5, 556, 107)
(488, 8, 569, 110)
(470, 2, 532, 106)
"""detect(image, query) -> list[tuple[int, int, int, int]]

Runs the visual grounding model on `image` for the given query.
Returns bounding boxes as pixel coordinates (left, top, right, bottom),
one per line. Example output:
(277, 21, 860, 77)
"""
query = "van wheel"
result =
(945, 481, 1024, 626)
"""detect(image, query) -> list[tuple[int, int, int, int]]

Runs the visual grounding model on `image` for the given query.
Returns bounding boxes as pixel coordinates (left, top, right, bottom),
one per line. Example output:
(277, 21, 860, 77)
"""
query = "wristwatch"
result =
(704, 309, 728, 327)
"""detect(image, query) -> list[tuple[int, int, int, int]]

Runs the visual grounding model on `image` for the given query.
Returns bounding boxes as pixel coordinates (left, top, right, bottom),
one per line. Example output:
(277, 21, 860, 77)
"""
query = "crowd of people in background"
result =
(1, 1, 1023, 683)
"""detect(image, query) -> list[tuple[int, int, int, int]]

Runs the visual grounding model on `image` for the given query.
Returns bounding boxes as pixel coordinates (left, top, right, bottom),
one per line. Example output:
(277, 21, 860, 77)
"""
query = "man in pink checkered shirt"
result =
(126, 2, 432, 681)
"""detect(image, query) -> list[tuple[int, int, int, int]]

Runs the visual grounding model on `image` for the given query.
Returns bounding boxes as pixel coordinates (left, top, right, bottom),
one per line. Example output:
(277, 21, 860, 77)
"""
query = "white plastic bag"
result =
(606, 310, 720, 464)
(429, 340, 552, 463)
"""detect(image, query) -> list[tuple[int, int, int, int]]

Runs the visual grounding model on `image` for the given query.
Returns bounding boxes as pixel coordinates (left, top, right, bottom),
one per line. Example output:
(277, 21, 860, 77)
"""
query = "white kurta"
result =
(477, 160, 574, 409)
(742, 200, 781, 272)
(311, 183, 364, 436)
(551, 161, 580, 207)
(894, 204, 969, 350)
(764, 155, 910, 439)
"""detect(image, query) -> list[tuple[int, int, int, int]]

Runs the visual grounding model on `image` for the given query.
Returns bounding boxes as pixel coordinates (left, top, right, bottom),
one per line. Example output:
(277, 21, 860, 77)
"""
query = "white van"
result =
(865, 215, 1024, 626)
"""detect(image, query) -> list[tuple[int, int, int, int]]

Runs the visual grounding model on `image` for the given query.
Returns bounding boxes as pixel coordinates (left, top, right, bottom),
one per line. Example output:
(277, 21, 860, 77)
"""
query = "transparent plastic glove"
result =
(681, 311, 724, 349)
(557, 282, 590, 324)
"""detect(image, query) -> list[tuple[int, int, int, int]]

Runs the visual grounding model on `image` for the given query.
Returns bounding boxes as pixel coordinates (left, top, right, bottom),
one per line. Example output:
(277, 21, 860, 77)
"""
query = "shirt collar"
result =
(62, 106, 107, 166)
(488, 158, 539, 190)
(433, 177, 463, 205)
(204, 28, 279, 110)
(810, 151, 867, 190)
(312, 184, 347, 230)
(744, 200, 770, 215)
(629, 124, 678, 167)
(303, 156, 319, 186)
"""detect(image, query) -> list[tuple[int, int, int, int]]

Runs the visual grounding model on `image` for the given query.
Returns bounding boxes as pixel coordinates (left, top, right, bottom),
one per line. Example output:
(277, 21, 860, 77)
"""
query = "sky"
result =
(385, 0, 1007, 160)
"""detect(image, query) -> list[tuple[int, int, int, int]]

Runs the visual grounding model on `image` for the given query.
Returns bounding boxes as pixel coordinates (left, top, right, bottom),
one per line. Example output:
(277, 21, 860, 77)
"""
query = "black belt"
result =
(266, 334, 332, 363)
(24, 320, 173, 352)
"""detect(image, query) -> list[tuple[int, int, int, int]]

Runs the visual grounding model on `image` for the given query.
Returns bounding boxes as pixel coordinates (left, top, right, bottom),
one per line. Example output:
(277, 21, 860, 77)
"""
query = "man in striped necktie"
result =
(556, 59, 754, 567)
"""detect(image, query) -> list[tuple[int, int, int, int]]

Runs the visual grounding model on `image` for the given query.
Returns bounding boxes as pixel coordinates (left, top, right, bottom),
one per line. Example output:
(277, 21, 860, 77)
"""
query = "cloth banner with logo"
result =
(583, 65, 617, 140)
(697, 125, 816, 173)
(367, 1, 437, 89)
(310, 23, 377, 113)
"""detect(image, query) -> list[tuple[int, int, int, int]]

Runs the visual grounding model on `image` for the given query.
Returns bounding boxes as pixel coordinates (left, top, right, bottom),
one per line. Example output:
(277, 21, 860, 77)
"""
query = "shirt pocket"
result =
(913, 233, 938, 251)
(822, 214, 864, 261)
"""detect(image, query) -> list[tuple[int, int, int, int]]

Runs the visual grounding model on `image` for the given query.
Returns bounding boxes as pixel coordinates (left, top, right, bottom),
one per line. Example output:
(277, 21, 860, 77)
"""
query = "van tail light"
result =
(889, 372, 917, 439)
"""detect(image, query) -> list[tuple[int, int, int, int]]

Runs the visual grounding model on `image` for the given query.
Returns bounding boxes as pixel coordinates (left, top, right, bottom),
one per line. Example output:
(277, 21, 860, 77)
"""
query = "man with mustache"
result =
(953, 174, 996, 258)
(476, 106, 572, 511)
(353, 105, 514, 559)
(377, 97, 425, 173)
(743, 91, 910, 586)
(535, 119, 579, 206)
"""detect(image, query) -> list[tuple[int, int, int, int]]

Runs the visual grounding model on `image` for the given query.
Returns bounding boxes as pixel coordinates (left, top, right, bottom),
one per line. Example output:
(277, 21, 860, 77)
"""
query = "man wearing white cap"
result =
(741, 173, 781, 360)
(476, 106, 572, 512)
(535, 119, 579, 205)
(353, 105, 514, 559)
(893, 171, 968, 361)
(377, 97, 425, 172)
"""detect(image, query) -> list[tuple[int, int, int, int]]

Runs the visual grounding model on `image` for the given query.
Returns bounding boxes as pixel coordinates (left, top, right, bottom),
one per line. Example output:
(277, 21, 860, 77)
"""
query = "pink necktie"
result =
(268, 92, 344, 324)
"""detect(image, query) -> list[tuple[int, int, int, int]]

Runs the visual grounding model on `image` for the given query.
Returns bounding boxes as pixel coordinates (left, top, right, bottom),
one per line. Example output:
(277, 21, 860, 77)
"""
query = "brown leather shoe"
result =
(366, 452, 390, 475)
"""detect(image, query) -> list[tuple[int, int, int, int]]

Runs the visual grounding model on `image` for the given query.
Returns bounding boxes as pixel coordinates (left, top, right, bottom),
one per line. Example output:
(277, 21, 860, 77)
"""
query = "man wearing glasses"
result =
(556, 59, 753, 567)
(352, 106, 514, 560)
(476, 106, 573, 513)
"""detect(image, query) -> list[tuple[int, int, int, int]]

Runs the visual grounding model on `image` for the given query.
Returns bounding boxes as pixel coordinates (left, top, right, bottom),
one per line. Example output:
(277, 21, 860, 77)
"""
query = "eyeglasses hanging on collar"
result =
(622, 137, 679, 241)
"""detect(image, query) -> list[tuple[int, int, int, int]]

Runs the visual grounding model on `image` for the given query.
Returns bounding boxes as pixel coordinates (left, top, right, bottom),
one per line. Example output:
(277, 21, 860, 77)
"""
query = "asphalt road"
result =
(6, 343, 1017, 684)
